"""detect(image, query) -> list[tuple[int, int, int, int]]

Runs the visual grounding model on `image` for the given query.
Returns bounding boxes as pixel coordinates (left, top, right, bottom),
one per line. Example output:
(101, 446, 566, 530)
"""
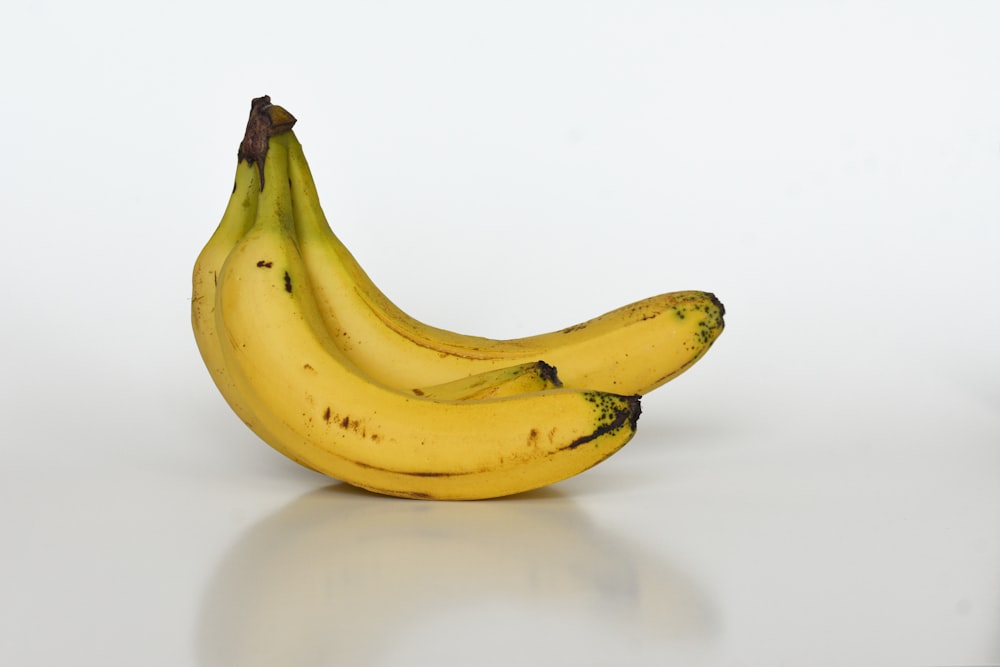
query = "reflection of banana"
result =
(214, 129, 641, 500)
(197, 485, 715, 666)
(286, 133, 725, 394)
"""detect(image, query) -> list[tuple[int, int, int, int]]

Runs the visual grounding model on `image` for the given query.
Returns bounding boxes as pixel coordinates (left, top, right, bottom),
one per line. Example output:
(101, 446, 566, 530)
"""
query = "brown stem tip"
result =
(237, 95, 297, 190)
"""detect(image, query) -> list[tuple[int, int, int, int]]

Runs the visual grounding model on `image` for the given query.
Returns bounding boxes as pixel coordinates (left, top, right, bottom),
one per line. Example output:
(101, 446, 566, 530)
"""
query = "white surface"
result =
(2, 2, 999, 665)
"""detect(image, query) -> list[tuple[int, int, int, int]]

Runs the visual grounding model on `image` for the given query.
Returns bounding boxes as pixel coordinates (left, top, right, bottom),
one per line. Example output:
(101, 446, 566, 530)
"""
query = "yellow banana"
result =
(214, 128, 641, 500)
(192, 106, 567, 469)
(410, 360, 562, 400)
(285, 132, 725, 394)
(191, 154, 268, 431)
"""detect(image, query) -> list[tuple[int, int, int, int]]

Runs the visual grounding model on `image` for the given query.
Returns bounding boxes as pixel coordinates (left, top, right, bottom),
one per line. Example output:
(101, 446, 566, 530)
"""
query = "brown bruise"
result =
(564, 393, 641, 450)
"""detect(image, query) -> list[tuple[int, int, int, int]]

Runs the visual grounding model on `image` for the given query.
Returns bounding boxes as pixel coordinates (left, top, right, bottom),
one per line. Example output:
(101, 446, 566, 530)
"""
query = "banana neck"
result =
(285, 133, 336, 244)
(233, 159, 259, 195)
(253, 133, 297, 238)
(231, 160, 260, 223)
(235, 95, 298, 239)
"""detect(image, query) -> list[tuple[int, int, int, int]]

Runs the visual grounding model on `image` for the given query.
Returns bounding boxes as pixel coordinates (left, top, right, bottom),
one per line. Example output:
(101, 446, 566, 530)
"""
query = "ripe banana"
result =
(212, 124, 641, 500)
(285, 133, 725, 394)
(193, 109, 573, 439)
(191, 154, 279, 439)
(409, 360, 562, 400)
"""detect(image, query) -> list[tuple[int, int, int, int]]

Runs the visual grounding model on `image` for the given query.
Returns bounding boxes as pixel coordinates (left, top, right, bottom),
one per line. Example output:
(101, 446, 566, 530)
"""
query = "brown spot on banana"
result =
(565, 394, 641, 450)
(348, 458, 484, 479)
(559, 322, 589, 334)
(536, 361, 562, 387)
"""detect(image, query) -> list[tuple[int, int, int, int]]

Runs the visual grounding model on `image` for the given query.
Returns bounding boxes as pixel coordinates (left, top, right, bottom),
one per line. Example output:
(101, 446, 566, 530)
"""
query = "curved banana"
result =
(192, 156, 269, 430)
(192, 107, 561, 468)
(285, 133, 725, 394)
(410, 360, 561, 400)
(214, 131, 641, 500)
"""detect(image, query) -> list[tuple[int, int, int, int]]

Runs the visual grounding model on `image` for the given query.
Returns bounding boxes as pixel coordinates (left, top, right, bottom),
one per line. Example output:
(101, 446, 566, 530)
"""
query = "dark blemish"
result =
(350, 458, 475, 478)
(565, 394, 641, 450)
(256, 260, 273, 268)
(412, 388, 425, 396)
(303, 363, 314, 371)
(284, 271, 292, 293)
(323, 407, 331, 422)
(390, 490, 434, 500)
(560, 322, 587, 334)
(340, 417, 350, 429)
(537, 361, 561, 387)
(708, 292, 726, 318)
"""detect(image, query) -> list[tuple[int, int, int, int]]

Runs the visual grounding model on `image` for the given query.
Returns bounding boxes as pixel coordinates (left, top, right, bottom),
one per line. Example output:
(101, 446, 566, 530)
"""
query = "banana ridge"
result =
(191, 159, 274, 432)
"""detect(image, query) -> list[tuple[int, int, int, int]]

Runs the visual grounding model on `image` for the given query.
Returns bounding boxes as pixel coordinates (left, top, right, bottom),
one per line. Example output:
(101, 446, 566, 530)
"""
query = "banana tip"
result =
(628, 395, 642, 429)
(706, 292, 725, 319)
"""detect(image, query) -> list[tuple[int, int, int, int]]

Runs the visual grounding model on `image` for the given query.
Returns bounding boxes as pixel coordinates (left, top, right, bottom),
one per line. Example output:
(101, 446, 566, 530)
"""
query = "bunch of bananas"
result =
(192, 96, 725, 500)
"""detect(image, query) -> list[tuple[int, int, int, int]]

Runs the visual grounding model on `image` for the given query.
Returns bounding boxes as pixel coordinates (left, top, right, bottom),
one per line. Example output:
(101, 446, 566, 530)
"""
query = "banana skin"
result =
(193, 96, 725, 499)
(285, 133, 724, 394)
(211, 117, 641, 499)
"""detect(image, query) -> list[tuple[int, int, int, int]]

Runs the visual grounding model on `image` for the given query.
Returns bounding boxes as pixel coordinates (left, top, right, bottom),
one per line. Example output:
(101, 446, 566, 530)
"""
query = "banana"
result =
(285, 132, 725, 394)
(191, 153, 269, 432)
(410, 360, 562, 400)
(193, 104, 570, 439)
(213, 128, 641, 500)
(191, 100, 299, 447)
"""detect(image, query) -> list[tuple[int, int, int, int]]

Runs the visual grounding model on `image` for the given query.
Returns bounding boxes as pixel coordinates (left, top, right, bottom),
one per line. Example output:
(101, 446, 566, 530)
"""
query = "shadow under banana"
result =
(197, 485, 716, 665)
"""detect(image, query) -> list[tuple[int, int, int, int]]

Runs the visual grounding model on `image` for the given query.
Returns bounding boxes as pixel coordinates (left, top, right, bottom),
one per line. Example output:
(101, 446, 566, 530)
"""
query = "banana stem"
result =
(237, 95, 297, 190)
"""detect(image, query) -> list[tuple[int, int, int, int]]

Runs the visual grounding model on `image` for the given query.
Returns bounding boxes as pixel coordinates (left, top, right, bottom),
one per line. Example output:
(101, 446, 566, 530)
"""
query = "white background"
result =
(2, 2, 999, 665)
